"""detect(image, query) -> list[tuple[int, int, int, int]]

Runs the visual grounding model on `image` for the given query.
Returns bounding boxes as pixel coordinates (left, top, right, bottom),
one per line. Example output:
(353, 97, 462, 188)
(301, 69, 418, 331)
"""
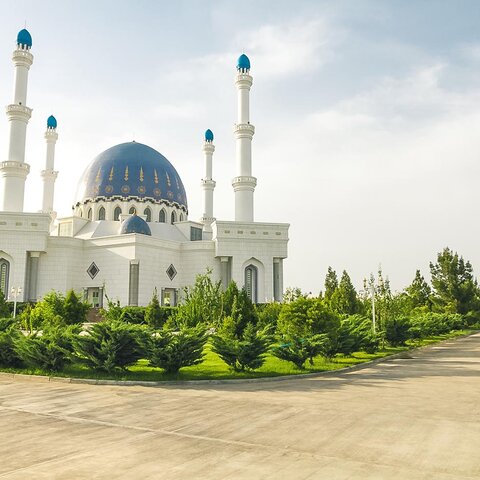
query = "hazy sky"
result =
(1, 0, 480, 294)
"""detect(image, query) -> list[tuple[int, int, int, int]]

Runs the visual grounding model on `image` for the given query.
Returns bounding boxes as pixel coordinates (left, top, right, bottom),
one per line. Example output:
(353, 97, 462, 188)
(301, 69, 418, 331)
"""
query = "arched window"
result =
(98, 207, 106, 220)
(129, 206, 136, 215)
(0, 259, 9, 296)
(159, 209, 166, 223)
(144, 207, 152, 222)
(244, 265, 258, 303)
(87, 208, 92, 220)
(79, 210, 83, 218)
(179, 213, 184, 222)
(114, 206, 122, 221)
(171, 211, 177, 224)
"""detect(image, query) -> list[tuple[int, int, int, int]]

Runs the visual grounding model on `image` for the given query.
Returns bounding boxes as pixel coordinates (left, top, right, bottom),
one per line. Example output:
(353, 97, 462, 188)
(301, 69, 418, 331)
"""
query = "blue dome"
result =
(17, 29, 32, 48)
(75, 142, 188, 211)
(47, 115, 57, 129)
(121, 214, 151, 236)
(237, 54, 250, 70)
(205, 129, 214, 142)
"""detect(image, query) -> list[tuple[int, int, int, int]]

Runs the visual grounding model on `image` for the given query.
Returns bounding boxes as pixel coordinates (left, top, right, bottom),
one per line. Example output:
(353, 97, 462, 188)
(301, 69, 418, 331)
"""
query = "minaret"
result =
(41, 116, 59, 217)
(0, 29, 34, 212)
(232, 54, 256, 222)
(201, 129, 216, 235)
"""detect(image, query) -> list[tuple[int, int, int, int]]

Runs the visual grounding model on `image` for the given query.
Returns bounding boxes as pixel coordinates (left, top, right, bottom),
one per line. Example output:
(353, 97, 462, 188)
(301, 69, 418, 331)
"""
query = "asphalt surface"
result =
(0, 333, 479, 479)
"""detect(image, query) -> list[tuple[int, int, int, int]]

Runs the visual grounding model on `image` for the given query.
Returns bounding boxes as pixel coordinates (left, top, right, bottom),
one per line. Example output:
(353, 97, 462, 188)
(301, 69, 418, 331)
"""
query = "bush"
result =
(63, 290, 90, 324)
(385, 316, 411, 346)
(120, 306, 146, 324)
(256, 302, 283, 332)
(211, 323, 272, 372)
(409, 313, 465, 339)
(14, 325, 79, 372)
(272, 334, 328, 369)
(73, 321, 144, 373)
(144, 326, 208, 374)
(0, 318, 23, 367)
(334, 315, 375, 355)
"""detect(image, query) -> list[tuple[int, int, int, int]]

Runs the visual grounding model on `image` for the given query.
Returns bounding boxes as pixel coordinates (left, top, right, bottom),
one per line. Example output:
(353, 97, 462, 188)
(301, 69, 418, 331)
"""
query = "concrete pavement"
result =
(0, 333, 479, 479)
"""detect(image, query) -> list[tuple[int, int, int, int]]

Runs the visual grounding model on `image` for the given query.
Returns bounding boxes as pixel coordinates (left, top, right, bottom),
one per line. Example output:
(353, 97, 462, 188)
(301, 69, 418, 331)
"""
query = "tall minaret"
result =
(232, 54, 256, 222)
(41, 116, 59, 217)
(201, 129, 216, 235)
(0, 29, 34, 212)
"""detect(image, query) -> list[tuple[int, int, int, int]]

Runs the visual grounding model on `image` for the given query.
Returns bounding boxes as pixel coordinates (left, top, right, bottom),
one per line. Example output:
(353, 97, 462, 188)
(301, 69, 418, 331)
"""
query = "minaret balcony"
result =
(201, 179, 216, 189)
(40, 169, 59, 180)
(235, 74, 253, 88)
(232, 175, 257, 191)
(6, 104, 32, 121)
(12, 48, 33, 67)
(234, 123, 255, 137)
(0, 160, 30, 177)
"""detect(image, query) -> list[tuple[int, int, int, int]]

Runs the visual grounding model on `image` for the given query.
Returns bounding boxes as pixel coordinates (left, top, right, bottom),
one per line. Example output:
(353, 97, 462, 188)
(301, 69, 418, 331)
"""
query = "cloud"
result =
(239, 19, 337, 78)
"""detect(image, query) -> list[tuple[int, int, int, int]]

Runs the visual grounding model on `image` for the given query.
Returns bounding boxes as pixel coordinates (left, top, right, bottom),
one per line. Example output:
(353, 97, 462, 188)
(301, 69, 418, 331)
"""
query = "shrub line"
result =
(1, 330, 477, 387)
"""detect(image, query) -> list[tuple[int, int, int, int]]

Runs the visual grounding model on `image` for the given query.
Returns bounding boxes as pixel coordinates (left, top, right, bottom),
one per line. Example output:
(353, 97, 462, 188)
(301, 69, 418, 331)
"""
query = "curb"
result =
(0, 331, 478, 388)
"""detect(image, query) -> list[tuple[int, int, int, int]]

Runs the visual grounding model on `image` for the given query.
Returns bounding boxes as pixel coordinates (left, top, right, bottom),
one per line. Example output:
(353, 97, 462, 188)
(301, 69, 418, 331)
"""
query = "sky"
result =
(1, 0, 480, 294)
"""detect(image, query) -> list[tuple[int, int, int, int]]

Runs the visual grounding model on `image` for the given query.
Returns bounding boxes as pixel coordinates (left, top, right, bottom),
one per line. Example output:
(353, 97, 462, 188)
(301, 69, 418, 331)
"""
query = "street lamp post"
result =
(10, 287, 22, 318)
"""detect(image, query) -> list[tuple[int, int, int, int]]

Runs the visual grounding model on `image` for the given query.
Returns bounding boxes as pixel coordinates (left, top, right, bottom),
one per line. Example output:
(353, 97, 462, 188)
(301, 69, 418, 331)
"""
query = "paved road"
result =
(0, 334, 479, 480)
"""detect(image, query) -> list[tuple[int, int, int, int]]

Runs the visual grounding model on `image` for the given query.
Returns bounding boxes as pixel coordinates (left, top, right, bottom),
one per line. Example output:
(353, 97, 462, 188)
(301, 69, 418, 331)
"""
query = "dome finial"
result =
(237, 53, 250, 72)
(47, 115, 57, 129)
(17, 28, 32, 49)
(205, 129, 214, 143)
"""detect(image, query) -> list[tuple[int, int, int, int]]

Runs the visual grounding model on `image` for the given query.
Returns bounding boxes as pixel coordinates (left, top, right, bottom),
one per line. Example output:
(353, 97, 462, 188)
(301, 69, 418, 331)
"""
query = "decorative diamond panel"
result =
(166, 264, 177, 281)
(87, 262, 99, 279)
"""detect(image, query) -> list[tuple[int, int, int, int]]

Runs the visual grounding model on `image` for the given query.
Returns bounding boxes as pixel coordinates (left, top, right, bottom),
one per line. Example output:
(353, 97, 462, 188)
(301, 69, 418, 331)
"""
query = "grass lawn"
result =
(0, 329, 475, 382)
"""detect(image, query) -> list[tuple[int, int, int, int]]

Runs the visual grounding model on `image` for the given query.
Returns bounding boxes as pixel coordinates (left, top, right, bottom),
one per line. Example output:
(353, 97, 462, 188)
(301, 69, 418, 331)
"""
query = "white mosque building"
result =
(0, 29, 289, 307)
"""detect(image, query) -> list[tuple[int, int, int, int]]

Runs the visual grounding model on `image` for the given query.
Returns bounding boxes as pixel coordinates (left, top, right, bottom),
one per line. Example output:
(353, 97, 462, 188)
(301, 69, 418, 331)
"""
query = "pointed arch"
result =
(244, 265, 258, 303)
(0, 258, 9, 297)
(97, 206, 106, 220)
(144, 207, 152, 222)
(159, 208, 166, 223)
(129, 206, 136, 215)
(114, 206, 122, 221)
(179, 213, 184, 222)
(171, 211, 177, 224)
(87, 208, 92, 220)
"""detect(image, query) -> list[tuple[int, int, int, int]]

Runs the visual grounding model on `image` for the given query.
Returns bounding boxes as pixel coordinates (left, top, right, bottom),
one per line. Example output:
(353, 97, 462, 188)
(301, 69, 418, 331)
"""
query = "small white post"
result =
(10, 286, 22, 318)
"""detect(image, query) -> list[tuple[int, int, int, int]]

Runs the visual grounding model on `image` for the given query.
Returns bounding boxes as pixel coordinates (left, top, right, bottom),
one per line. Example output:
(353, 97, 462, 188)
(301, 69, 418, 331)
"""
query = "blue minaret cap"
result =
(237, 54, 250, 70)
(205, 129, 214, 142)
(17, 29, 32, 48)
(47, 115, 57, 129)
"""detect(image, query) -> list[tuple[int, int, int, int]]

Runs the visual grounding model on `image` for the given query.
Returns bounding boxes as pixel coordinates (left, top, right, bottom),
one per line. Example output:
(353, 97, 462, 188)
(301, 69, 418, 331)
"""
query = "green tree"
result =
(174, 270, 223, 327)
(282, 287, 307, 303)
(222, 284, 257, 337)
(330, 270, 360, 316)
(277, 297, 339, 339)
(324, 267, 338, 302)
(405, 270, 431, 310)
(429, 248, 479, 314)
(63, 290, 90, 324)
(145, 289, 163, 328)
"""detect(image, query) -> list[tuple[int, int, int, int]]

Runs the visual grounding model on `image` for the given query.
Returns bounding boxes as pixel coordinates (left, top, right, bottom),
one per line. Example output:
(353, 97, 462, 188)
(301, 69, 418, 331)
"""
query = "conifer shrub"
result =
(385, 316, 411, 346)
(0, 318, 23, 367)
(211, 322, 272, 372)
(120, 306, 146, 324)
(73, 321, 144, 373)
(14, 325, 80, 372)
(143, 326, 208, 374)
(272, 334, 328, 369)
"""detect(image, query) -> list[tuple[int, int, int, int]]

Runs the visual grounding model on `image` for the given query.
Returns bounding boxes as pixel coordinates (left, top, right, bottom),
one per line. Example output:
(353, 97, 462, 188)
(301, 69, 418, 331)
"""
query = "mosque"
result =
(0, 29, 289, 307)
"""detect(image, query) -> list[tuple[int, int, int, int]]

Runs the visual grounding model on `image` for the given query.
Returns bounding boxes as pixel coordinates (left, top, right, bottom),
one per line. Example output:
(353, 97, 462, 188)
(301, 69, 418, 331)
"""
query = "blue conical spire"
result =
(205, 129, 214, 142)
(17, 29, 32, 49)
(237, 54, 250, 71)
(47, 115, 57, 129)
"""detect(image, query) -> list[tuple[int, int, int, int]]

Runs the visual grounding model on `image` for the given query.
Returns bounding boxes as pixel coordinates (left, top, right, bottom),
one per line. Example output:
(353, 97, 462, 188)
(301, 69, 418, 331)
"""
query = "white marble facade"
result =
(0, 29, 289, 307)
